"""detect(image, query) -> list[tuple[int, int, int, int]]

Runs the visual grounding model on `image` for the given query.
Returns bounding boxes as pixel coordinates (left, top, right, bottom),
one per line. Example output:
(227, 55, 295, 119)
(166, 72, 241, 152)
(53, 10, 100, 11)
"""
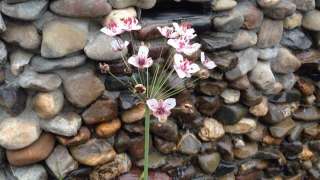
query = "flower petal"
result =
(146, 99, 159, 111)
(128, 56, 139, 68)
(174, 66, 187, 78)
(164, 98, 176, 110)
(144, 58, 153, 68)
(138, 46, 149, 59)
(188, 63, 200, 74)
(174, 53, 184, 65)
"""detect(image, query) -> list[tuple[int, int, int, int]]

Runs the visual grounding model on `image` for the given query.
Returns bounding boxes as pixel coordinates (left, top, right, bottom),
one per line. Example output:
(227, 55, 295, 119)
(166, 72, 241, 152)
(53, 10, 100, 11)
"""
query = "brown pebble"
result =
(56, 126, 91, 146)
(96, 118, 121, 138)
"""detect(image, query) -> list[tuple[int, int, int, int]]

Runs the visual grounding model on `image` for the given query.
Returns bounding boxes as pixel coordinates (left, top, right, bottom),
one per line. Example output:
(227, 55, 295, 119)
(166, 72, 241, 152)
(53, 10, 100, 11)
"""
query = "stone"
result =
(150, 119, 178, 142)
(70, 138, 116, 166)
(18, 70, 61, 91)
(293, 106, 320, 121)
(45, 145, 78, 178)
(154, 137, 176, 154)
(84, 33, 128, 61)
(10, 164, 48, 180)
(281, 29, 312, 50)
(276, 73, 297, 90)
(0, 40, 7, 64)
(0, 111, 41, 150)
(263, 0, 296, 20)
(1, 22, 40, 50)
(196, 96, 222, 117)
(121, 103, 145, 123)
(231, 30, 257, 50)
(177, 132, 202, 155)
(41, 19, 88, 58)
(258, 47, 279, 60)
(96, 118, 121, 138)
(236, 1, 264, 29)
(82, 99, 118, 125)
(257, 19, 283, 48)
(271, 48, 301, 74)
(0, 86, 27, 116)
(249, 97, 269, 117)
(213, 10, 244, 32)
(136, 151, 166, 169)
(30, 54, 86, 73)
(33, 11, 58, 30)
(198, 152, 221, 174)
(284, 13, 303, 29)
(249, 61, 276, 91)
(33, 89, 64, 119)
(60, 67, 105, 108)
(269, 118, 296, 138)
(90, 153, 131, 180)
(241, 86, 263, 106)
(230, 75, 250, 90)
(104, 7, 137, 25)
(246, 123, 266, 142)
(10, 49, 33, 76)
(198, 118, 225, 141)
(224, 118, 257, 134)
(212, 0, 237, 11)
(214, 104, 248, 125)
(109, 0, 156, 9)
(296, 78, 315, 96)
(220, 89, 240, 104)
(225, 48, 259, 81)
(257, 0, 280, 8)
(199, 32, 235, 51)
(6, 133, 55, 166)
(0, 0, 48, 20)
(302, 10, 320, 31)
(40, 112, 82, 137)
(262, 103, 293, 124)
(56, 126, 91, 146)
(290, 0, 315, 12)
(50, 0, 112, 18)
(198, 80, 227, 96)
(0, 13, 6, 32)
(233, 142, 258, 159)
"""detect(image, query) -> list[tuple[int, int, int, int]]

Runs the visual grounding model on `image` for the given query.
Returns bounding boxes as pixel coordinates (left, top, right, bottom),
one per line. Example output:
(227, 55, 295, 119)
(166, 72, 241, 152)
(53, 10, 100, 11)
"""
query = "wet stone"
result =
(214, 104, 248, 125)
(267, 89, 301, 103)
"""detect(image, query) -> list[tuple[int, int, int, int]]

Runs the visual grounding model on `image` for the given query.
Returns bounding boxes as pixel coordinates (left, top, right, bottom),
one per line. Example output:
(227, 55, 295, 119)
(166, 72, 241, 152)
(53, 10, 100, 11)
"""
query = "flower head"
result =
(147, 98, 176, 122)
(128, 46, 153, 69)
(167, 38, 201, 56)
(157, 26, 179, 39)
(99, 63, 110, 74)
(134, 84, 146, 94)
(172, 22, 197, 40)
(111, 39, 129, 52)
(121, 17, 141, 31)
(201, 52, 217, 70)
(173, 53, 200, 78)
(100, 20, 124, 37)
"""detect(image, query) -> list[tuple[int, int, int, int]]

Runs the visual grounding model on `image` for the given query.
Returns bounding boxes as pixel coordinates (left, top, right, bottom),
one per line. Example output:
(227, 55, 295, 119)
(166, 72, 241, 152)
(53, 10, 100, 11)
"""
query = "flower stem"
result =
(143, 107, 150, 180)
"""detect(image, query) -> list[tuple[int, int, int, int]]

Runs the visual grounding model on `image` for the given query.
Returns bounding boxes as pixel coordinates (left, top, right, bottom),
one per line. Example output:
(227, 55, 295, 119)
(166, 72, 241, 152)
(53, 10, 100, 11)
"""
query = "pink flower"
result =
(100, 20, 124, 36)
(121, 17, 141, 31)
(173, 53, 200, 78)
(111, 39, 129, 52)
(128, 46, 153, 69)
(167, 38, 201, 56)
(157, 26, 179, 39)
(147, 98, 176, 122)
(201, 52, 217, 70)
(172, 22, 197, 40)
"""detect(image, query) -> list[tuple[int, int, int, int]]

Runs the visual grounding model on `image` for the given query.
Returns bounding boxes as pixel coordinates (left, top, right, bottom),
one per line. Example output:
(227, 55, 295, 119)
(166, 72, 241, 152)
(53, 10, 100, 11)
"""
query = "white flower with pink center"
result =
(173, 53, 200, 78)
(167, 38, 201, 56)
(172, 22, 197, 40)
(100, 20, 124, 37)
(200, 52, 217, 70)
(111, 39, 129, 52)
(128, 46, 153, 69)
(121, 17, 141, 31)
(147, 98, 176, 122)
(157, 26, 179, 39)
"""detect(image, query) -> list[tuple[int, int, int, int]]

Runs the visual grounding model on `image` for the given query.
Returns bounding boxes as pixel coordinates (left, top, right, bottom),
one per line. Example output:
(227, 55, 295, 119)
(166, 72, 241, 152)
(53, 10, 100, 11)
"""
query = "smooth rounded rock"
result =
(177, 132, 202, 155)
(302, 10, 320, 31)
(56, 126, 91, 146)
(224, 118, 257, 134)
(82, 99, 118, 125)
(10, 49, 33, 76)
(10, 164, 48, 180)
(271, 48, 301, 74)
(198, 152, 221, 174)
(231, 30, 257, 50)
(96, 118, 121, 138)
(284, 13, 302, 29)
(257, 19, 283, 48)
(198, 118, 225, 141)
(121, 103, 145, 123)
(33, 89, 64, 119)
(212, 0, 237, 11)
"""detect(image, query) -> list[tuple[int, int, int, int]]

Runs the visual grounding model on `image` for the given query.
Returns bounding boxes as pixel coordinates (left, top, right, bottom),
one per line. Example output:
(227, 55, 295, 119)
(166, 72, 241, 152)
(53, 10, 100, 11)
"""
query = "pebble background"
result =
(0, 0, 320, 179)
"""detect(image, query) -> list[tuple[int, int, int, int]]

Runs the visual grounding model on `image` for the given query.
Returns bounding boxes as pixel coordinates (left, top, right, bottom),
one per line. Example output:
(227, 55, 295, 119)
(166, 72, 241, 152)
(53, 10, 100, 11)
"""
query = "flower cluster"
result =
(100, 17, 141, 36)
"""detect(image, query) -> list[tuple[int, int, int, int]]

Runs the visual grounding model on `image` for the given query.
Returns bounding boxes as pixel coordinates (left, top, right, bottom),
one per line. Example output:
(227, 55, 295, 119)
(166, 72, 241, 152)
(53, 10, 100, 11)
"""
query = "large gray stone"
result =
(10, 164, 48, 180)
(10, 49, 33, 76)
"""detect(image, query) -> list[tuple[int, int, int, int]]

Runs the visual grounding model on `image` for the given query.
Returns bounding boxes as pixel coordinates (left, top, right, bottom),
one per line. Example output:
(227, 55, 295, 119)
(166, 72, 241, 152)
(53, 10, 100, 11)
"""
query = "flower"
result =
(157, 26, 179, 39)
(167, 38, 201, 56)
(147, 98, 176, 122)
(100, 20, 124, 36)
(200, 52, 217, 70)
(99, 63, 110, 74)
(134, 84, 146, 94)
(121, 17, 141, 31)
(128, 46, 153, 69)
(172, 22, 197, 40)
(111, 39, 129, 52)
(173, 53, 200, 78)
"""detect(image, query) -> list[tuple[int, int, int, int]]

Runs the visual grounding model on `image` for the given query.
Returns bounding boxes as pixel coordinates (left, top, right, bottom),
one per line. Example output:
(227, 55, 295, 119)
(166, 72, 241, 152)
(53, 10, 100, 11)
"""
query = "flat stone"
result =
(10, 164, 48, 180)
(90, 153, 132, 180)
(224, 118, 257, 134)
(30, 54, 86, 73)
(257, 19, 283, 48)
(296, 78, 315, 96)
(18, 69, 61, 91)
(41, 19, 88, 58)
(0, 86, 27, 116)
(212, 0, 237, 11)
(220, 89, 240, 104)
(230, 75, 251, 90)
(45, 145, 78, 178)
(271, 48, 301, 74)
(82, 99, 118, 125)
(0, 0, 48, 20)
(242, 86, 263, 106)
(263, 0, 296, 20)
(284, 13, 303, 29)
(289, 0, 315, 12)
(1, 22, 40, 50)
(231, 30, 257, 50)
(199, 32, 235, 51)
(10, 49, 33, 76)
(109, 0, 156, 9)
(84, 33, 128, 61)
(0, 13, 6, 32)
(177, 132, 202, 155)
(198, 118, 225, 141)
(262, 103, 293, 124)
(121, 103, 145, 123)
(213, 9, 244, 32)
(214, 104, 248, 125)
(249, 97, 269, 117)
(50, 0, 112, 18)
(150, 119, 178, 142)
(293, 106, 320, 121)
(198, 80, 227, 96)
(70, 138, 116, 166)
(233, 142, 258, 159)
(276, 73, 297, 90)
(236, 1, 264, 29)
(198, 152, 221, 174)
(33, 89, 64, 119)
(225, 48, 259, 81)
(281, 29, 312, 50)
(154, 137, 176, 154)
(249, 61, 276, 91)
(96, 118, 121, 138)
(302, 10, 320, 31)
(196, 96, 222, 117)
(40, 112, 82, 137)
(257, 0, 280, 8)
(258, 47, 279, 61)
(56, 126, 91, 146)
(269, 118, 296, 138)
(136, 151, 166, 169)
(0, 40, 7, 64)
(6, 133, 55, 166)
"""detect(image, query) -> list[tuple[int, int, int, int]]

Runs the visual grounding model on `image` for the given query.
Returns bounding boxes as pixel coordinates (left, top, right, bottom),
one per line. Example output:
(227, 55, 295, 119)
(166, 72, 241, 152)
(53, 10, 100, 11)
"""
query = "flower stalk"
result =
(142, 108, 150, 180)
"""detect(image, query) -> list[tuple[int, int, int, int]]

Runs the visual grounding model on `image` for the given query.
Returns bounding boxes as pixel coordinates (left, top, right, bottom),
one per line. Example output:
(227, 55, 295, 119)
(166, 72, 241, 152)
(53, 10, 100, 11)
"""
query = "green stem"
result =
(143, 107, 150, 180)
